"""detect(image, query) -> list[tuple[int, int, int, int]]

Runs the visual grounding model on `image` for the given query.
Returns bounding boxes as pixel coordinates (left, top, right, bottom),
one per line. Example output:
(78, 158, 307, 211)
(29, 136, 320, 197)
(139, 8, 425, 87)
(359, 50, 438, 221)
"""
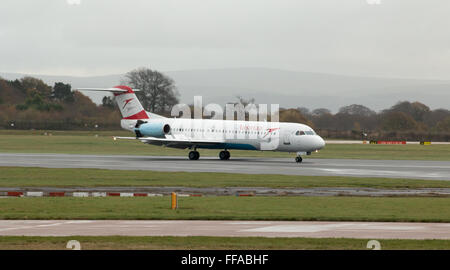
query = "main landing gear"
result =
(188, 151, 200, 160)
(219, 150, 230, 160)
(188, 150, 230, 160)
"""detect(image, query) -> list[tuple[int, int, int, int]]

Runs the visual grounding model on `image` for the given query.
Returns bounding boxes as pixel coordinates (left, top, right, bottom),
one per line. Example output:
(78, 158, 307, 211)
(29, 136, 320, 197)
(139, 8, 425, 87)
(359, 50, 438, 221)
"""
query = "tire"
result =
(225, 151, 230, 160)
(189, 151, 198, 160)
(295, 156, 303, 163)
(219, 151, 228, 160)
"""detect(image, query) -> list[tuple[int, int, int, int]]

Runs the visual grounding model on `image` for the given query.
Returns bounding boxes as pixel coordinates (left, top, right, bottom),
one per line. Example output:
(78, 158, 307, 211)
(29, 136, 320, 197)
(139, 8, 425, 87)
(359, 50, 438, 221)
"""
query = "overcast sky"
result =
(1, 0, 450, 79)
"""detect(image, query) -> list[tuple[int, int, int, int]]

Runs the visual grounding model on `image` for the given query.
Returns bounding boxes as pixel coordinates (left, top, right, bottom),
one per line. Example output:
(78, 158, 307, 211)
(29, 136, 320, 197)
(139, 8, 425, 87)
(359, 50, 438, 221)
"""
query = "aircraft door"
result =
(283, 133, 291, 145)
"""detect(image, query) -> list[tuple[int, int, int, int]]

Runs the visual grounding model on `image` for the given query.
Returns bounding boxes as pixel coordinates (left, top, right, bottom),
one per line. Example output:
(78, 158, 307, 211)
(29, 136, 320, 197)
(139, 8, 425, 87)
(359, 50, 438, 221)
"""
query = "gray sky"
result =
(1, 0, 450, 79)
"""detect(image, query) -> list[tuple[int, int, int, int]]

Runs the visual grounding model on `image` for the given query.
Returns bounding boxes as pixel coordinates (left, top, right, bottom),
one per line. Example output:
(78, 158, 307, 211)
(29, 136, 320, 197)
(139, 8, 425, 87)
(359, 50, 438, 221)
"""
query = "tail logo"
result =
(122, 98, 134, 110)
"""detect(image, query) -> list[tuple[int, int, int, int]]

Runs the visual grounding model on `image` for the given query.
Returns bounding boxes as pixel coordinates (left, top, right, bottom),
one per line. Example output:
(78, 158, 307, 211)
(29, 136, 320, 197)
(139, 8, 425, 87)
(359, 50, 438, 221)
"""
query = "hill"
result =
(2, 68, 450, 112)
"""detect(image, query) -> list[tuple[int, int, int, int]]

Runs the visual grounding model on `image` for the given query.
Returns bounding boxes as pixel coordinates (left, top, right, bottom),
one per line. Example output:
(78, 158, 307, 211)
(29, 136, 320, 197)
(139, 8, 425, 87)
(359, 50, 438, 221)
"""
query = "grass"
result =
(1, 167, 450, 189)
(0, 236, 449, 250)
(0, 130, 449, 160)
(0, 196, 449, 222)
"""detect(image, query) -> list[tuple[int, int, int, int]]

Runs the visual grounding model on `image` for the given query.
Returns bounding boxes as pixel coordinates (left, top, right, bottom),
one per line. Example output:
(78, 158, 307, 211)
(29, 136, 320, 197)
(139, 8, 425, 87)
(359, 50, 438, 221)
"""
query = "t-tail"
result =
(77, 85, 149, 120)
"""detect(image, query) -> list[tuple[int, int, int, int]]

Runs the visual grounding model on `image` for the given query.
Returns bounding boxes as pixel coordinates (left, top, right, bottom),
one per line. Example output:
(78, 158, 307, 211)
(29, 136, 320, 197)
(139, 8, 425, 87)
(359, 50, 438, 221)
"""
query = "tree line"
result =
(0, 77, 121, 130)
(295, 102, 450, 141)
(1, 67, 449, 141)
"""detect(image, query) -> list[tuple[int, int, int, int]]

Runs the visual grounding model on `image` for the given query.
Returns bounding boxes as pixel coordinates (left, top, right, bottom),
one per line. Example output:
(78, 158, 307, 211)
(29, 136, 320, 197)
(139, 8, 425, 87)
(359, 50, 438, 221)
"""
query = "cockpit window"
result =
(295, 130, 306, 136)
(305, 130, 315, 135)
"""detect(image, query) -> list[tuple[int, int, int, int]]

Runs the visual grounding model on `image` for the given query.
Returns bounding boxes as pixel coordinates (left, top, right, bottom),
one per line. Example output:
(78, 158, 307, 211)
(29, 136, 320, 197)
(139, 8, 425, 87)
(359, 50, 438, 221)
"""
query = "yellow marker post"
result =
(171, 192, 178, 210)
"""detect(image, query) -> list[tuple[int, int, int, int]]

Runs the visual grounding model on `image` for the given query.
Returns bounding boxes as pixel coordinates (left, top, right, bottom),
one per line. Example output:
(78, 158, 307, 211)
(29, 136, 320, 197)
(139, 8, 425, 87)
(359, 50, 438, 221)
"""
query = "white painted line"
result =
(91, 192, 106, 197)
(119, 193, 134, 197)
(26, 192, 43, 197)
(72, 192, 89, 197)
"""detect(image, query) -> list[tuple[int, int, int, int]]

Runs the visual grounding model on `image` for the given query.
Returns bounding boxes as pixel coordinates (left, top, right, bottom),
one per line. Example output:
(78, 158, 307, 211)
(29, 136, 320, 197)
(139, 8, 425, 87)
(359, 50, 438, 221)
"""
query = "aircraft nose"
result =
(316, 136, 325, 150)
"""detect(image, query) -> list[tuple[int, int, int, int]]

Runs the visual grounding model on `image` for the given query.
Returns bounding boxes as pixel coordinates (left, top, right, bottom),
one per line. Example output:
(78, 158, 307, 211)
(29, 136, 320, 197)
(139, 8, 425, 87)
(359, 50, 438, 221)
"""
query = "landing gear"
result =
(219, 150, 230, 160)
(189, 151, 200, 160)
(295, 156, 303, 163)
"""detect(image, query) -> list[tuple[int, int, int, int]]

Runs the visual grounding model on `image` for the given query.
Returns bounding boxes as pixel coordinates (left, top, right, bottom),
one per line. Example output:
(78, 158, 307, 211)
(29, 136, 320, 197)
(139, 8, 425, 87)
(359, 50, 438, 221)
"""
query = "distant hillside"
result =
(1, 68, 450, 112)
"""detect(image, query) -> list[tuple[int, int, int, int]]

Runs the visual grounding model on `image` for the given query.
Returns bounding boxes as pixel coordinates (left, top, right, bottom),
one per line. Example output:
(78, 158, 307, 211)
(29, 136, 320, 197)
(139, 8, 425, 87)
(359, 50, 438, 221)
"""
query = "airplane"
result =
(77, 85, 325, 163)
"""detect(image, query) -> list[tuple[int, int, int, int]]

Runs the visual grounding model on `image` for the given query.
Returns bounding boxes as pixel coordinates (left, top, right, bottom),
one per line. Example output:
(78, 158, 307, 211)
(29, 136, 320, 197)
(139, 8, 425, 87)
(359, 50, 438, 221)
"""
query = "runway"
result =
(0, 220, 448, 239)
(0, 153, 449, 180)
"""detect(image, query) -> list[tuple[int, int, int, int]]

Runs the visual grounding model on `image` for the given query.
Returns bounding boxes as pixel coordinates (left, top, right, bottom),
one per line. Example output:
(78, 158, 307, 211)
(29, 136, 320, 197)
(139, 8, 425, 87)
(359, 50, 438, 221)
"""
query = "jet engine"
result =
(134, 121, 171, 138)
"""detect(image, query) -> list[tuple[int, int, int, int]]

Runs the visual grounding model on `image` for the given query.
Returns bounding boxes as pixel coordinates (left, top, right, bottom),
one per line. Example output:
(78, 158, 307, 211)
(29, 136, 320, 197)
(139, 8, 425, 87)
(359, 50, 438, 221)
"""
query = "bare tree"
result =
(122, 67, 179, 114)
(312, 108, 331, 116)
(338, 104, 376, 117)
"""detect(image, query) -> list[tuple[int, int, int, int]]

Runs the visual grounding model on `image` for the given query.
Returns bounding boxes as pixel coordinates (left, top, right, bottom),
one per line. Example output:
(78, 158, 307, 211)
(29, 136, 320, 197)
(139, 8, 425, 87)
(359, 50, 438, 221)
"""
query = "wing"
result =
(114, 136, 225, 149)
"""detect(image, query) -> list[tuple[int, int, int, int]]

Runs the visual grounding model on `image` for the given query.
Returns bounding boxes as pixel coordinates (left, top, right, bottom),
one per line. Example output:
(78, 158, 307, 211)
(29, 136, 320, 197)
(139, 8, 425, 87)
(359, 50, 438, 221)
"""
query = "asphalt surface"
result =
(0, 153, 449, 180)
(0, 220, 448, 239)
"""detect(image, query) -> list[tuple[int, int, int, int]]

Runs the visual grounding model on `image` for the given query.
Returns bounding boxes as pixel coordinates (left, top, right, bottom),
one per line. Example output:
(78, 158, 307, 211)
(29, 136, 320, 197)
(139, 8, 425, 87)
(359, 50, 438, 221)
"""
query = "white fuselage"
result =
(122, 117, 325, 153)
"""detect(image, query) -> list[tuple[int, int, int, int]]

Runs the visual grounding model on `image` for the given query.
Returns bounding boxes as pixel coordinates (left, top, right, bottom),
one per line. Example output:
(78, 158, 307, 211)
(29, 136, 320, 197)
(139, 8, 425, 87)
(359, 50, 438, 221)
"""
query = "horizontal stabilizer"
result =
(76, 88, 140, 94)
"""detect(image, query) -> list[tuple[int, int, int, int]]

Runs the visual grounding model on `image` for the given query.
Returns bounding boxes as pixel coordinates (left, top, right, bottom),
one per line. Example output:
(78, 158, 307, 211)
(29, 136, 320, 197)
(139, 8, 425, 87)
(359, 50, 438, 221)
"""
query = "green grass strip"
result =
(0, 167, 450, 189)
(0, 131, 449, 160)
(0, 197, 449, 222)
(0, 236, 449, 250)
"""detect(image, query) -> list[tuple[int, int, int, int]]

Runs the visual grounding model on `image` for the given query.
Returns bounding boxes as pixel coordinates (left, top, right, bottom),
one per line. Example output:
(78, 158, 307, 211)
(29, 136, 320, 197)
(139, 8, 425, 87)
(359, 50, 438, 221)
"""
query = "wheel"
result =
(219, 151, 229, 160)
(189, 151, 200, 160)
(295, 156, 303, 163)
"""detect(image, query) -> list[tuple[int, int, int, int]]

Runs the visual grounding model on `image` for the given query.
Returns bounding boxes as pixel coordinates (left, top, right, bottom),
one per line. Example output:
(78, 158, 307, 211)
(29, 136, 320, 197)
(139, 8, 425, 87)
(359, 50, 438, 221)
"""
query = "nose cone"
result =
(316, 136, 325, 150)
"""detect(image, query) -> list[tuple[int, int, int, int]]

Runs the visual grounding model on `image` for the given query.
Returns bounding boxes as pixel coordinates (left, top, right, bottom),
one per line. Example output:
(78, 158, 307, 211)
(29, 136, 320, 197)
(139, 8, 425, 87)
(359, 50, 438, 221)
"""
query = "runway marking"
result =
(319, 168, 446, 179)
(0, 220, 93, 232)
(243, 224, 350, 233)
(243, 224, 424, 233)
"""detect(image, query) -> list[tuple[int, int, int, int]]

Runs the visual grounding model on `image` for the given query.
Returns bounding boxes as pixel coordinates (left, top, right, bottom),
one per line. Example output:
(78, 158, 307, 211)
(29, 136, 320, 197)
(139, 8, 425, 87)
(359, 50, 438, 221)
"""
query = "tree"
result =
(386, 101, 430, 122)
(53, 82, 74, 103)
(435, 116, 450, 132)
(379, 111, 418, 131)
(312, 108, 331, 116)
(338, 104, 375, 117)
(123, 67, 179, 114)
(235, 96, 255, 107)
(279, 109, 312, 126)
(20, 77, 52, 98)
(102, 96, 115, 108)
(424, 109, 450, 129)
(297, 107, 311, 118)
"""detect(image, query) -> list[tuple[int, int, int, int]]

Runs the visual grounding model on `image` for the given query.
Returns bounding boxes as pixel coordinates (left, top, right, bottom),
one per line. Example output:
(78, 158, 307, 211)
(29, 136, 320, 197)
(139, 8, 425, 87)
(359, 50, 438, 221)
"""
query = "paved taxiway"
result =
(0, 153, 449, 180)
(0, 220, 448, 239)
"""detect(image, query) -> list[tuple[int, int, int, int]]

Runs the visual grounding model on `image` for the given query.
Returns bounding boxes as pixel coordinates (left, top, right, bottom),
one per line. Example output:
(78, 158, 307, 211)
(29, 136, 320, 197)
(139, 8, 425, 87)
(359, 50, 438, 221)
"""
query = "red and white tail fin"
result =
(112, 85, 149, 119)
(77, 85, 149, 120)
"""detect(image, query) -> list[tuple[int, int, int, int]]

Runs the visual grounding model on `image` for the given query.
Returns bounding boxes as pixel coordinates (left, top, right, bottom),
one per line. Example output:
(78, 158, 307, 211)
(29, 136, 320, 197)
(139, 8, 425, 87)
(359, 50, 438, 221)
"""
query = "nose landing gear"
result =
(295, 156, 303, 163)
